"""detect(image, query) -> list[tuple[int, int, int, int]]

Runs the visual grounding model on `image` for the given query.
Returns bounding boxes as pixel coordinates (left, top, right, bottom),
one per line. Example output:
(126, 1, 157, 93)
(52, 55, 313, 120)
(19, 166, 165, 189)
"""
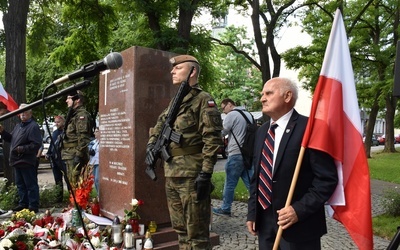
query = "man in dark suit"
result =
(246, 77, 338, 249)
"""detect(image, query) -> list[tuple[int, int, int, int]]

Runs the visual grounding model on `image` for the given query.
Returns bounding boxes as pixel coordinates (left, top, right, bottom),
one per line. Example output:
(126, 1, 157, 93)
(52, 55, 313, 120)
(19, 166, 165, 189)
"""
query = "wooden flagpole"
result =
(273, 146, 306, 250)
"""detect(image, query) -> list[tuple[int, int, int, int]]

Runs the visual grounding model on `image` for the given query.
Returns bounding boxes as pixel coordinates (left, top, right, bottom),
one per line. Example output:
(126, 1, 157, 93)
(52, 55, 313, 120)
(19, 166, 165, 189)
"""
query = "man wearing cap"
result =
(146, 55, 223, 249)
(0, 104, 42, 213)
(61, 90, 92, 187)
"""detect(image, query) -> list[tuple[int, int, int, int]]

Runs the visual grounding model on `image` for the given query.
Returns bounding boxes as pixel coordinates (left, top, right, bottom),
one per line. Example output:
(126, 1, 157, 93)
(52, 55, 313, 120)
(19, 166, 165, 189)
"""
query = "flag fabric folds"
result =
(0, 82, 18, 112)
(301, 9, 373, 250)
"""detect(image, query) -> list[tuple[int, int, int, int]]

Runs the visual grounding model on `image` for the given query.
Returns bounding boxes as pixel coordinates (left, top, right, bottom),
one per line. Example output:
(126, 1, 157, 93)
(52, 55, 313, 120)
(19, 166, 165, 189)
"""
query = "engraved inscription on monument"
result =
(100, 108, 131, 152)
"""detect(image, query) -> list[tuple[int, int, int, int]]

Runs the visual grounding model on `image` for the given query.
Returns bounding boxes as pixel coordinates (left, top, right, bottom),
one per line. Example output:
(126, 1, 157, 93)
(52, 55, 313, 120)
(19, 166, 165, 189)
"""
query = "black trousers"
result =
(257, 205, 321, 250)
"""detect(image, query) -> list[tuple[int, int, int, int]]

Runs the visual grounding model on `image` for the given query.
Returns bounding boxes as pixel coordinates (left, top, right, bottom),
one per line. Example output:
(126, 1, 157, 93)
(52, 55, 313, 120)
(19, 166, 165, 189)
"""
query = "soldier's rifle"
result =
(145, 66, 194, 180)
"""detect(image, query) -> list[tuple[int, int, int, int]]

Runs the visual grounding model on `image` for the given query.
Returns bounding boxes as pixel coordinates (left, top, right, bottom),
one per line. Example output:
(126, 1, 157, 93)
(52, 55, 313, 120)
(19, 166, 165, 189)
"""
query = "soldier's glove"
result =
(145, 144, 156, 166)
(195, 172, 213, 201)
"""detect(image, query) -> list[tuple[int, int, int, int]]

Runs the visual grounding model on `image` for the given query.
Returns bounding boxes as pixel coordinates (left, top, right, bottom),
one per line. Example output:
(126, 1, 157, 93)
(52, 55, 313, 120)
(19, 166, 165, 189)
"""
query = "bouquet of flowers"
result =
(0, 209, 111, 250)
(123, 198, 144, 233)
(69, 165, 95, 210)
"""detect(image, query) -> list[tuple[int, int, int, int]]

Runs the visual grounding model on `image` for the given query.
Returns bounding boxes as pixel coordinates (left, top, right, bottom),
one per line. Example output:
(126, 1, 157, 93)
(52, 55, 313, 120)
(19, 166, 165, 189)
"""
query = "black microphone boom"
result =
(52, 52, 123, 85)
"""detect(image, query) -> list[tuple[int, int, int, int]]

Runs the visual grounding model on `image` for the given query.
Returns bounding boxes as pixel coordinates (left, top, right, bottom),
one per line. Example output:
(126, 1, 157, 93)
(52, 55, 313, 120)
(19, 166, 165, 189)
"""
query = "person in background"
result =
(61, 90, 92, 187)
(246, 77, 338, 249)
(0, 104, 42, 213)
(45, 115, 66, 202)
(88, 127, 100, 195)
(213, 98, 254, 217)
(145, 55, 222, 250)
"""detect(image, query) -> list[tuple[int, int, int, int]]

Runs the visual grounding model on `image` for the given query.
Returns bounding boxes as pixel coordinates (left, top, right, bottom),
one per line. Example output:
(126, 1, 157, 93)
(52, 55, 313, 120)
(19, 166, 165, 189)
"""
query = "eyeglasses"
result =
(221, 103, 230, 112)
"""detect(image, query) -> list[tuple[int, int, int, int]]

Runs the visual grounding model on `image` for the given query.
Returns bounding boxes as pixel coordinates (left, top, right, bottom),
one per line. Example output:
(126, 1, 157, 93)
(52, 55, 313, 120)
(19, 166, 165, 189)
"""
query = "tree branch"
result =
(210, 37, 261, 71)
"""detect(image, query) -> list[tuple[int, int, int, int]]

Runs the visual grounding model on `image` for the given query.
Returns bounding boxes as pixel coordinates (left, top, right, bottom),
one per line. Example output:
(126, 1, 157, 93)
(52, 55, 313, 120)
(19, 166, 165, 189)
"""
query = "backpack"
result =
(230, 109, 258, 169)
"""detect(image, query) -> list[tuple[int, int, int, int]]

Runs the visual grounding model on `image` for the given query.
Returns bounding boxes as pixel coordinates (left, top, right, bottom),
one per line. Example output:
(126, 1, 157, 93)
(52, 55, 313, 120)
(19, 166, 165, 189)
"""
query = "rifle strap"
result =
(170, 145, 203, 156)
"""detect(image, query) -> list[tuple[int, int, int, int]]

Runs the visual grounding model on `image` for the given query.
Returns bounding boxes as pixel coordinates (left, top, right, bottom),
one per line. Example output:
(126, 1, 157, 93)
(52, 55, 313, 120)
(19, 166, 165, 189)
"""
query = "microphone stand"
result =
(0, 79, 95, 249)
(0, 80, 91, 122)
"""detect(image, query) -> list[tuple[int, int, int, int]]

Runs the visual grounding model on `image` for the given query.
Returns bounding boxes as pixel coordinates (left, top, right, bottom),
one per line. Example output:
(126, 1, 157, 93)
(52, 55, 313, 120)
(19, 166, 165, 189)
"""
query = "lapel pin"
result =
(286, 129, 290, 133)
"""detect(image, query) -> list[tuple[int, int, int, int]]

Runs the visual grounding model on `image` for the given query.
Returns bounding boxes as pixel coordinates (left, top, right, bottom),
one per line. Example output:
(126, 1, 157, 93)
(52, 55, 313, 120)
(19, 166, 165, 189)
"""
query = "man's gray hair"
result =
(279, 78, 298, 104)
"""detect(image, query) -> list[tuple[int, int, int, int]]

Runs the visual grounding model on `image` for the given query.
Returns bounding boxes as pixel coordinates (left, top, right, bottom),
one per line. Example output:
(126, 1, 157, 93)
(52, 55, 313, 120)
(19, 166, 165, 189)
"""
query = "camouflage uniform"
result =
(61, 105, 92, 186)
(148, 85, 222, 250)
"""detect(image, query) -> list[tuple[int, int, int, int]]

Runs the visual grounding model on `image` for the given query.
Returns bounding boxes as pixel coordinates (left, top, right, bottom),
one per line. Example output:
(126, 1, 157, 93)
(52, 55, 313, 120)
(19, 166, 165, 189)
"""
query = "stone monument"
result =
(98, 46, 178, 226)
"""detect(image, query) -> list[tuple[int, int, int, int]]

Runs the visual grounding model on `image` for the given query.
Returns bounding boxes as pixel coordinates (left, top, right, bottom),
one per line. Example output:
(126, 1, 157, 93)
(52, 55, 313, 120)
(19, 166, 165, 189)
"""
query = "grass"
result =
(373, 215, 400, 240)
(368, 151, 400, 183)
(369, 151, 400, 240)
(211, 172, 249, 202)
(211, 151, 400, 241)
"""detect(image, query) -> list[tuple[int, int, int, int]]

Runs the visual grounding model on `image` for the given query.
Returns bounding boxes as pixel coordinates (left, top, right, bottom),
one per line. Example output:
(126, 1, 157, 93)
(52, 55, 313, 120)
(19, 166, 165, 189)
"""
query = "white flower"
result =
(91, 236, 101, 247)
(48, 240, 60, 247)
(2, 221, 14, 227)
(131, 198, 138, 206)
(0, 239, 13, 248)
(26, 228, 35, 236)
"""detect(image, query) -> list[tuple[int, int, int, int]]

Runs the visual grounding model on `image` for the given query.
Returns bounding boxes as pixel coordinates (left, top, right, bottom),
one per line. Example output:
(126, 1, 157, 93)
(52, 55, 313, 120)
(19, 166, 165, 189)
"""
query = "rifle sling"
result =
(170, 145, 203, 156)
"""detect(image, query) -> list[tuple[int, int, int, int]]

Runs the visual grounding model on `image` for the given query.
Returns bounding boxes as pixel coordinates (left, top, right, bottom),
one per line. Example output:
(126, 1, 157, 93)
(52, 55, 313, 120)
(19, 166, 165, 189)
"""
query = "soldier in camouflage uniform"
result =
(61, 90, 92, 187)
(146, 55, 223, 250)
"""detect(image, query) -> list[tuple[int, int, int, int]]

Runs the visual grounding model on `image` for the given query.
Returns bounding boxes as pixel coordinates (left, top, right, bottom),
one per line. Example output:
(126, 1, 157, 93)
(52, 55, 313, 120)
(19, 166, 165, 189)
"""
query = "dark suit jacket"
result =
(247, 110, 338, 243)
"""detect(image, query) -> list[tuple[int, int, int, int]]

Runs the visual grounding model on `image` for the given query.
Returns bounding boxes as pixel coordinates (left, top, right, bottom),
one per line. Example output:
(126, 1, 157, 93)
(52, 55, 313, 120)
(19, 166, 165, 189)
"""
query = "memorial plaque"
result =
(98, 46, 177, 225)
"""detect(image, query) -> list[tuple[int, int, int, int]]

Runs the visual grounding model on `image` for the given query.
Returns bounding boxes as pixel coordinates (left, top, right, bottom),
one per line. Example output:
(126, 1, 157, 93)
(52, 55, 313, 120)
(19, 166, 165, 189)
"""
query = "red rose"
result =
(76, 233, 84, 239)
(33, 219, 44, 227)
(55, 217, 64, 226)
(16, 241, 27, 250)
(44, 215, 54, 225)
(0, 229, 5, 237)
(14, 221, 25, 228)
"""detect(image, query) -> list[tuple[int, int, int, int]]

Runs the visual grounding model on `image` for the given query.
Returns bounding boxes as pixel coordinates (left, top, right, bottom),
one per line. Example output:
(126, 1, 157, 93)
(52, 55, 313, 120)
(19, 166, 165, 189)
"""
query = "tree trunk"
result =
(364, 95, 380, 158)
(250, 0, 271, 83)
(2, 0, 30, 183)
(383, 94, 397, 152)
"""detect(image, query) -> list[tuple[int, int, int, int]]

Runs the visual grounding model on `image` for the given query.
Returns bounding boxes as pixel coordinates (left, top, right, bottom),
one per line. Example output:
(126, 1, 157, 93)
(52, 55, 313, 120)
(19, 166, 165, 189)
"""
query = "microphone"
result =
(52, 52, 123, 85)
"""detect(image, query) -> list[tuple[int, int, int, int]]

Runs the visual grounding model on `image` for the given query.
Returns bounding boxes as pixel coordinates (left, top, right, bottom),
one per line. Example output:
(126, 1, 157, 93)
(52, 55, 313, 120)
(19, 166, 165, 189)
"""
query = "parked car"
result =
(395, 134, 400, 144)
(363, 135, 379, 146)
(377, 134, 397, 145)
(377, 134, 386, 145)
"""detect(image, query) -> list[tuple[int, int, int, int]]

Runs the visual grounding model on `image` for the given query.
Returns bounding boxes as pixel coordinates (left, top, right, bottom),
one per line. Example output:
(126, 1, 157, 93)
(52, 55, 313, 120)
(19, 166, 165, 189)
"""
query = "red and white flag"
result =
(301, 9, 373, 250)
(0, 82, 18, 112)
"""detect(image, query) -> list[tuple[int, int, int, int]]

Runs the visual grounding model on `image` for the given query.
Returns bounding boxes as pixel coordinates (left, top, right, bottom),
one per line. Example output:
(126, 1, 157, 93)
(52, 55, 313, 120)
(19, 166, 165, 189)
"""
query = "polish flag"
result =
(301, 9, 373, 250)
(0, 82, 18, 112)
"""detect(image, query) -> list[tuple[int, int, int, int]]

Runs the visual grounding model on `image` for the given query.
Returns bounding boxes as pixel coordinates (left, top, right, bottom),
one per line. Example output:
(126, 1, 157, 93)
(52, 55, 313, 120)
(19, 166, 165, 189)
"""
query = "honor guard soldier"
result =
(62, 90, 92, 187)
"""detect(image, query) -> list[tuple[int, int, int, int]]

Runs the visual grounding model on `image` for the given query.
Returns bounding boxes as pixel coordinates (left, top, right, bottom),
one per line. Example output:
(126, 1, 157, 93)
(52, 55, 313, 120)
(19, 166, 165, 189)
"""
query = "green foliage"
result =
(0, 180, 19, 210)
(211, 171, 249, 202)
(373, 214, 400, 240)
(211, 26, 262, 110)
(382, 189, 400, 217)
(368, 152, 400, 183)
(39, 185, 66, 208)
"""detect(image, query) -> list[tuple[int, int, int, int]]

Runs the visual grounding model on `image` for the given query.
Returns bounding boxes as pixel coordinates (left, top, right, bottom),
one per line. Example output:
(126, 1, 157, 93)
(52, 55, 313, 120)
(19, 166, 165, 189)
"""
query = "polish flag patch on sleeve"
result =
(207, 100, 216, 107)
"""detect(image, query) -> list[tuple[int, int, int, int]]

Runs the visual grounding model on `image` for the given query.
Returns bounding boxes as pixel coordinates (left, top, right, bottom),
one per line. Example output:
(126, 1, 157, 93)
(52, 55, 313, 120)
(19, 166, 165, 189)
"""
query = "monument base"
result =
(134, 224, 219, 250)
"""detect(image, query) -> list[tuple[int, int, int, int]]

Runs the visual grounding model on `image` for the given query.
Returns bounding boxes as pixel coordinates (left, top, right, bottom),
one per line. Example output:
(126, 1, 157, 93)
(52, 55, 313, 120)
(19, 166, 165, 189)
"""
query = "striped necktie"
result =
(258, 123, 277, 209)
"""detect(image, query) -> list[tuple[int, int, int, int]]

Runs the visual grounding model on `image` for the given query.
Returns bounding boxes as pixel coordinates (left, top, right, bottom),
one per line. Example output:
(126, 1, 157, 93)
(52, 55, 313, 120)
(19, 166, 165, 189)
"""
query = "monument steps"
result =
(146, 225, 219, 249)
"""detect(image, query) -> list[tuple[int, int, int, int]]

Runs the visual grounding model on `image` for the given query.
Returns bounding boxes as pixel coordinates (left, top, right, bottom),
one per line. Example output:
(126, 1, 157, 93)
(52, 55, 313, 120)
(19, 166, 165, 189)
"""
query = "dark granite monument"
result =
(98, 46, 178, 226)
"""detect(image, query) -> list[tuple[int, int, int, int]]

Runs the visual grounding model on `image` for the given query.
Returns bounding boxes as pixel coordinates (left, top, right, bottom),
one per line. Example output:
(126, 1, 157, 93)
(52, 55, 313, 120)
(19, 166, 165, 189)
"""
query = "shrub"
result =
(0, 179, 19, 210)
(383, 188, 400, 216)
